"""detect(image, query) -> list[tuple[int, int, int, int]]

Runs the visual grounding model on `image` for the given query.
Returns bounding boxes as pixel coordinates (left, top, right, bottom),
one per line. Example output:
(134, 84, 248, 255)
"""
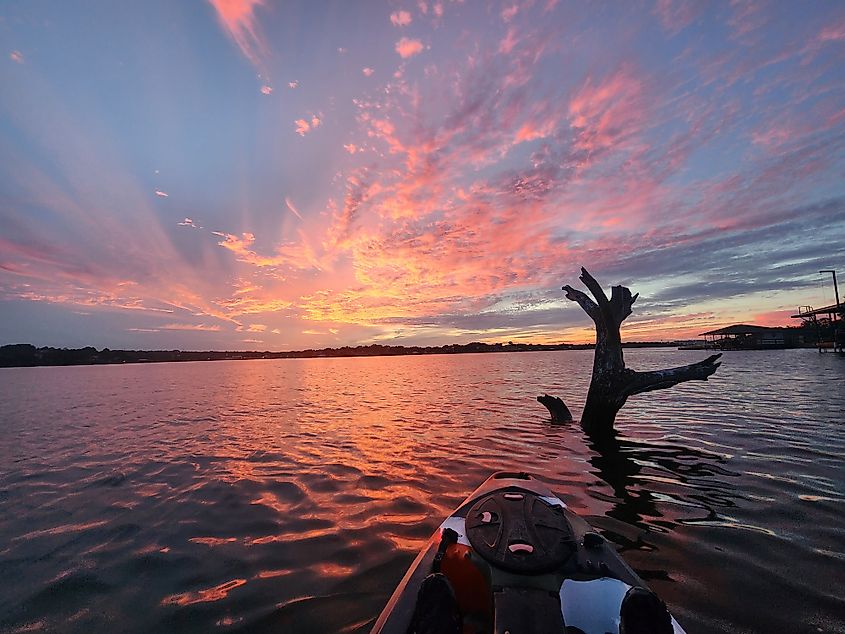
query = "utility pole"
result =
(820, 270, 841, 352)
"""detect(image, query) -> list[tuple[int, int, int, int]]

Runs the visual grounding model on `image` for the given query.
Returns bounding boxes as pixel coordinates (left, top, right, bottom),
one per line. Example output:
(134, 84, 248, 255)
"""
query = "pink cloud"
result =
(653, 0, 702, 34)
(10, 50, 24, 64)
(727, 0, 769, 39)
(207, 0, 268, 70)
(294, 115, 322, 136)
(513, 119, 555, 144)
(568, 67, 646, 155)
(433, 3, 443, 18)
(344, 143, 359, 154)
(155, 190, 169, 197)
(178, 218, 199, 228)
(501, 4, 519, 22)
(362, 67, 375, 77)
(499, 28, 519, 54)
(395, 37, 424, 59)
(390, 10, 412, 26)
(817, 18, 845, 43)
(288, 80, 298, 88)
(260, 84, 272, 95)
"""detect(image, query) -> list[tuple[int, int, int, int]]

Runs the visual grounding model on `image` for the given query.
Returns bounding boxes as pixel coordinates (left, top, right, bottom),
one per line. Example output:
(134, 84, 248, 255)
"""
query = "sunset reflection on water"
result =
(0, 350, 843, 633)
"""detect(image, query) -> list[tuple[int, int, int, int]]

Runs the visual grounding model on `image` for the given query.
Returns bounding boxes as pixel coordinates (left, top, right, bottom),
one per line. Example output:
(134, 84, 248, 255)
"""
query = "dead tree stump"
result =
(561, 267, 722, 434)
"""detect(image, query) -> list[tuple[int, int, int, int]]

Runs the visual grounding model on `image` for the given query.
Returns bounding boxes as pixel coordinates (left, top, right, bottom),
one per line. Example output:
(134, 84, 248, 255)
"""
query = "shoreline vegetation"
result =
(0, 341, 681, 369)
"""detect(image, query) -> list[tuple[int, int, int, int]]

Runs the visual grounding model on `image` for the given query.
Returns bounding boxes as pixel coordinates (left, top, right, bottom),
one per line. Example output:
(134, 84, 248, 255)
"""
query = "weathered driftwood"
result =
(547, 267, 721, 434)
(537, 394, 573, 423)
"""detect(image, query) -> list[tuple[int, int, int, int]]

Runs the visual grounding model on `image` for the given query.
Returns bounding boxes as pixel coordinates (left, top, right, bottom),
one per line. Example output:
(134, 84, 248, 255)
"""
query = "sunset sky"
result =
(1, 1, 844, 350)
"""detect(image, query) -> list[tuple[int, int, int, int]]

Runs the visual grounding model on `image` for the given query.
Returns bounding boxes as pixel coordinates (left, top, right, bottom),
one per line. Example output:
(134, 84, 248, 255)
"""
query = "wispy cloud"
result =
(653, 0, 702, 34)
(10, 50, 24, 64)
(284, 197, 303, 219)
(161, 323, 222, 331)
(207, 0, 268, 70)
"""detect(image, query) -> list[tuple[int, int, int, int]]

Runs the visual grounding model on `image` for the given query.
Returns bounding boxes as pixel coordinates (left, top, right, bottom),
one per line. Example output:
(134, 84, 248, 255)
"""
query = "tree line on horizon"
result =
(0, 340, 677, 368)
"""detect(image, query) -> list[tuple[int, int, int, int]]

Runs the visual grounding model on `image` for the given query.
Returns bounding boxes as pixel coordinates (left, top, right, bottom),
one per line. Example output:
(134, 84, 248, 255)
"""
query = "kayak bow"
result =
(372, 471, 684, 634)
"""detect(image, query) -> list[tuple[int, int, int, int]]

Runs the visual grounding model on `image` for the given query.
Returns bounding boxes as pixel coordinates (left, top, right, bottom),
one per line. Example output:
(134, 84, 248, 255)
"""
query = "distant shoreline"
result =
(0, 341, 680, 368)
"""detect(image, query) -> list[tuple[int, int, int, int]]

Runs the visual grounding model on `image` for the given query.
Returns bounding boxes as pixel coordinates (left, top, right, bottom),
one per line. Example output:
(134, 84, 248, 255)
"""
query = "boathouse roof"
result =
(699, 324, 789, 336)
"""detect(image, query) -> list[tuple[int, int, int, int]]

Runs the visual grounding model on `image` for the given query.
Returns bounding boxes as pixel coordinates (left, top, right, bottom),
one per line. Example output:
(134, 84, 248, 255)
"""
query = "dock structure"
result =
(791, 303, 844, 353)
(699, 325, 809, 350)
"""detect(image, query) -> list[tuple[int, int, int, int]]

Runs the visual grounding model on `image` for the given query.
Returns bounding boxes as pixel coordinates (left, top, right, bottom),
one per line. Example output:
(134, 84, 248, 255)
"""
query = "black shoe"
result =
(406, 573, 462, 634)
(619, 586, 673, 634)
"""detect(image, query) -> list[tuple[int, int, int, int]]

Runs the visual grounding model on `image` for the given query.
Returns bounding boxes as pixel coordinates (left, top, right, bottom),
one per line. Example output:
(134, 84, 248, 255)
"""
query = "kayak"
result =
(371, 471, 685, 634)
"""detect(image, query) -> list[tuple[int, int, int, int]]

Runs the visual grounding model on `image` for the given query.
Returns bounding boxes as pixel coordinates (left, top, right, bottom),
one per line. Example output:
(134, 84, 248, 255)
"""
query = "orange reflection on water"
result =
(188, 536, 238, 546)
(310, 562, 355, 578)
(160, 578, 247, 606)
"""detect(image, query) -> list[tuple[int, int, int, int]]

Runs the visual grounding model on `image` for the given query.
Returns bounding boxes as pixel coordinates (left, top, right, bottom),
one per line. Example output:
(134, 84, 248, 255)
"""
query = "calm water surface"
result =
(0, 350, 843, 633)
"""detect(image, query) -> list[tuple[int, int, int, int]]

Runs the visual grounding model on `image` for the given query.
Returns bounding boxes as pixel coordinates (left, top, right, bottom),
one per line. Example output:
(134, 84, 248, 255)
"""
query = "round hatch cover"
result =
(465, 490, 575, 574)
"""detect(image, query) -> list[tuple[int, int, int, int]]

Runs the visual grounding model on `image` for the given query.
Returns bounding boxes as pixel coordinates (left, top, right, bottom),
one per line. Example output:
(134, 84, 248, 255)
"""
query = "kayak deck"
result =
(371, 471, 684, 634)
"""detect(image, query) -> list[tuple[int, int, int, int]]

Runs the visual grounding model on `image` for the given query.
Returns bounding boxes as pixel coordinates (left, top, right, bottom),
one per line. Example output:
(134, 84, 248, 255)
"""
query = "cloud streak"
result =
(207, 0, 268, 70)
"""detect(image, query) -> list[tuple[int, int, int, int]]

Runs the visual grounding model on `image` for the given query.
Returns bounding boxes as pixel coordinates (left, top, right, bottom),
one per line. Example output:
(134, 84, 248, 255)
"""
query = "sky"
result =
(1, 0, 844, 350)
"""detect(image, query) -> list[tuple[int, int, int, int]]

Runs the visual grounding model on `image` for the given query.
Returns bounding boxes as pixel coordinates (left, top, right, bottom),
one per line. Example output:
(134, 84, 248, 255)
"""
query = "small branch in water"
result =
(537, 394, 573, 423)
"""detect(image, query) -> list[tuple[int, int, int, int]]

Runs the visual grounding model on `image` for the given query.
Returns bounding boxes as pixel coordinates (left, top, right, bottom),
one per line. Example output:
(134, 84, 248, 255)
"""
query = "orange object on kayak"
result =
(440, 542, 493, 632)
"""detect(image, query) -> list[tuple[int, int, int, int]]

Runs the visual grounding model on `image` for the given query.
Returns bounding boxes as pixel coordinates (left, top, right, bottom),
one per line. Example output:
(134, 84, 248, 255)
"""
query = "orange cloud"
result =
(295, 115, 322, 136)
(395, 37, 424, 58)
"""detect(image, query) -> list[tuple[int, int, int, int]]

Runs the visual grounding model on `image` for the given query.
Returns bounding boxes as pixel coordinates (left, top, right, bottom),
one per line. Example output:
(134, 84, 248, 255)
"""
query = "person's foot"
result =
(619, 586, 673, 634)
(406, 573, 462, 634)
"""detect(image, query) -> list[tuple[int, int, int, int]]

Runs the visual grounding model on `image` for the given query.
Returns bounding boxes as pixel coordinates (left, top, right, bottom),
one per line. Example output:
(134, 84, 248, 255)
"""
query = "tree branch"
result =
(622, 354, 722, 398)
(579, 267, 609, 307)
(562, 284, 600, 322)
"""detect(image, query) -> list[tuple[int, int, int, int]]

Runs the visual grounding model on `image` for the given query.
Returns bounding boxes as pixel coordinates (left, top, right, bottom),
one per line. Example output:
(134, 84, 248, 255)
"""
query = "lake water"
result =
(0, 349, 842, 633)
